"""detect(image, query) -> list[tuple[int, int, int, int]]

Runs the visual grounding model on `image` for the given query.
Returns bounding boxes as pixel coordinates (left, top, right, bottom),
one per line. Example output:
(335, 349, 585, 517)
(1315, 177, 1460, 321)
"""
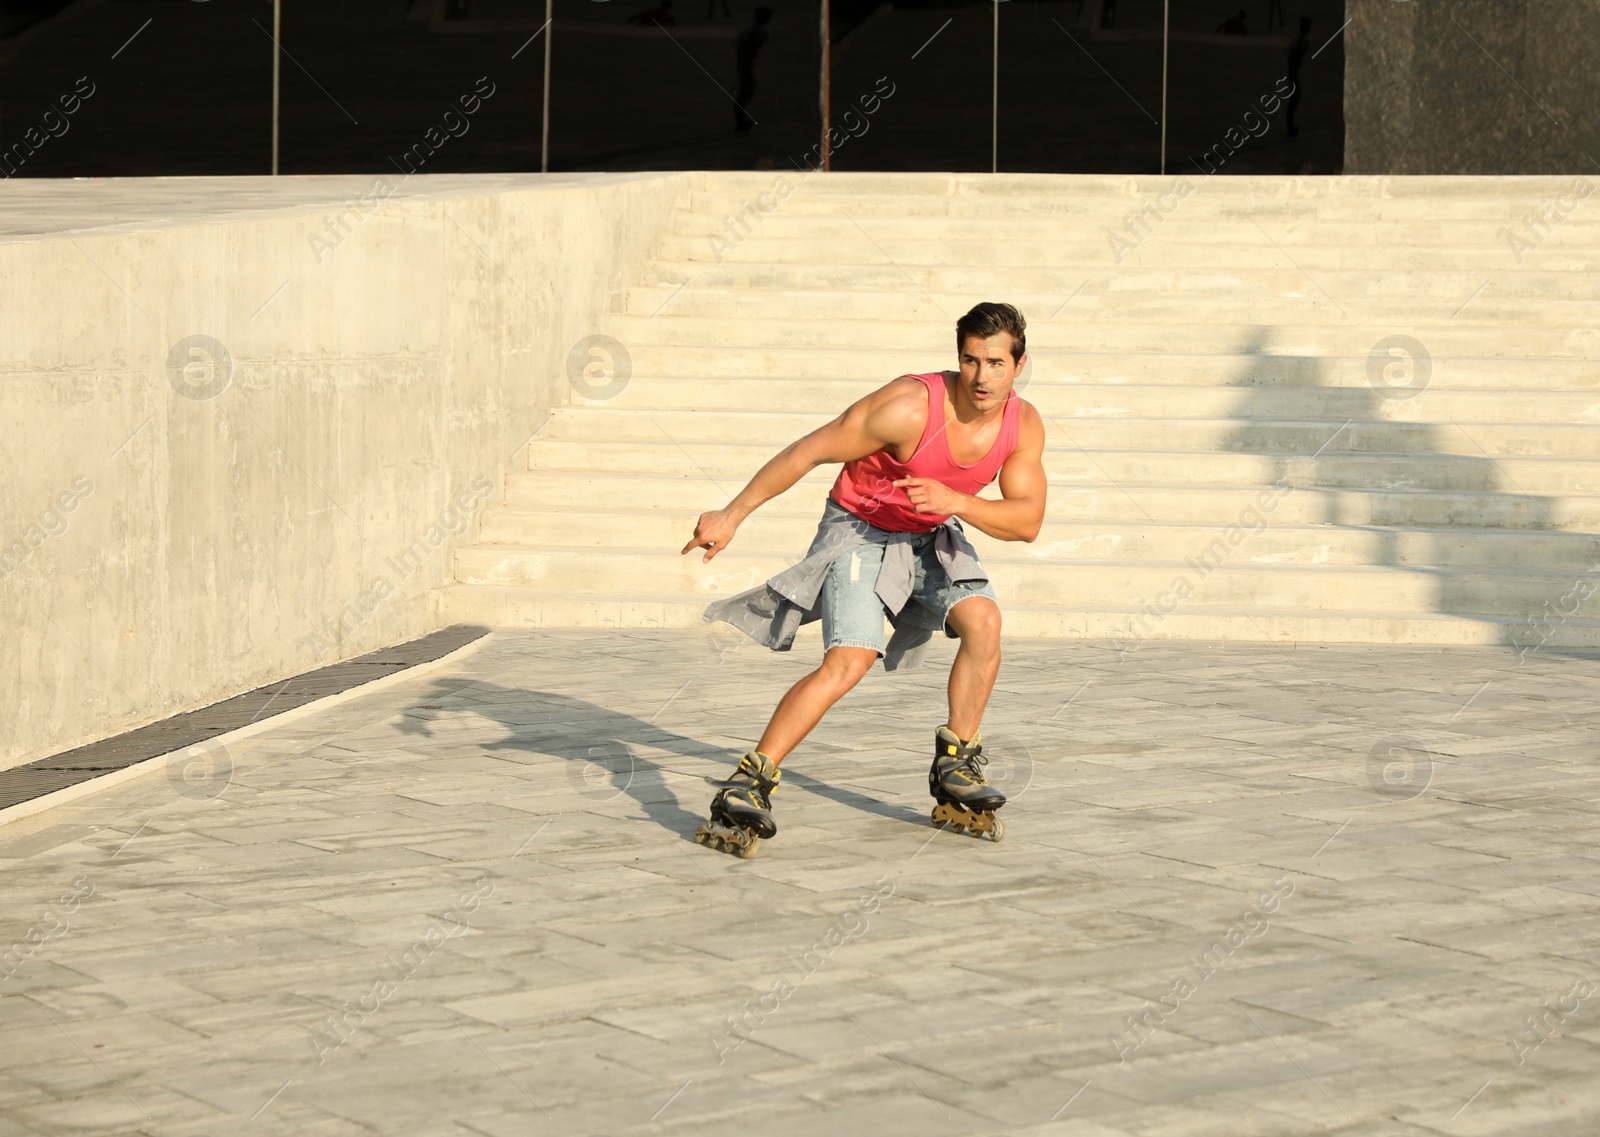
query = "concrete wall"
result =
(1346, 0, 1600, 174)
(0, 172, 694, 770)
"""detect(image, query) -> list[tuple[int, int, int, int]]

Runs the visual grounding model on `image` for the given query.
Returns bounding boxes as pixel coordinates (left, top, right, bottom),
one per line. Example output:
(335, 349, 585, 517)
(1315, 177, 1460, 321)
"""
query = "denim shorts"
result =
(819, 530, 999, 657)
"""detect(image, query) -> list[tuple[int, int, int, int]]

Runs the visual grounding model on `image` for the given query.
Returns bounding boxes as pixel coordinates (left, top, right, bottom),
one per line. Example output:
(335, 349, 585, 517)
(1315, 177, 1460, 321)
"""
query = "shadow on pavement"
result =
(392, 677, 930, 839)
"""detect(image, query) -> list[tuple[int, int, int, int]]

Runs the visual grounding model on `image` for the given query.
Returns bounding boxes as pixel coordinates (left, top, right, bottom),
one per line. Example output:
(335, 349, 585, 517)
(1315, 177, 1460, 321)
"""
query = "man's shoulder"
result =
(885, 370, 951, 399)
(878, 373, 935, 401)
(882, 374, 936, 414)
(1011, 396, 1046, 450)
(856, 375, 932, 448)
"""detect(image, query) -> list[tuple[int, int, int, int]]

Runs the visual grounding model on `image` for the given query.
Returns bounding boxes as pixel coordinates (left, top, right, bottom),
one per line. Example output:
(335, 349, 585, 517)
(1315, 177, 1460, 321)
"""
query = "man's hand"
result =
(682, 507, 742, 562)
(893, 477, 967, 516)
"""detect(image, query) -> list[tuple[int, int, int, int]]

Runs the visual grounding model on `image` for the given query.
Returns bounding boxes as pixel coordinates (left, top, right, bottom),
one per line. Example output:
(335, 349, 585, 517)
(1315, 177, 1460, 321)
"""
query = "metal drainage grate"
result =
(0, 625, 490, 811)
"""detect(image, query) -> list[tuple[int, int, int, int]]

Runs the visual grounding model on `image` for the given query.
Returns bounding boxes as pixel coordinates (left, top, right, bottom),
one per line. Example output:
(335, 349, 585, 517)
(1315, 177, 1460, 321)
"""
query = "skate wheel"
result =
(695, 821, 761, 858)
(931, 802, 964, 835)
(931, 801, 1003, 842)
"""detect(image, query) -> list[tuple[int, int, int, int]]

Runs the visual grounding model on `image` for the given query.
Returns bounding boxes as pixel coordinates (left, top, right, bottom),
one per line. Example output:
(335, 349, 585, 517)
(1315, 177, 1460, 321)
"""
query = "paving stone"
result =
(5, 1083, 225, 1136)
(2, 632, 1599, 1135)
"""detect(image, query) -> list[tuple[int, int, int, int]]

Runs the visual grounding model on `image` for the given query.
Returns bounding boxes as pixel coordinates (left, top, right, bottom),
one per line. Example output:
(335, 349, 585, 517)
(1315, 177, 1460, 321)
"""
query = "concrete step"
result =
(687, 197, 1593, 227)
(436, 583, 1600, 650)
(639, 261, 1600, 300)
(502, 472, 1600, 531)
(443, 174, 1600, 645)
(608, 351, 1600, 391)
(478, 506, 1600, 572)
(521, 440, 1600, 495)
(598, 376, 1600, 424)
(671, 211, 1600, 248)
(544, 406, 1600, 458)
(607, 315, 1599, 356)
(623, 283, 1600, 325)
(446, 545, 1600, 623)
(690, 173, 1598, 210)
(655, 234, 1600, 273)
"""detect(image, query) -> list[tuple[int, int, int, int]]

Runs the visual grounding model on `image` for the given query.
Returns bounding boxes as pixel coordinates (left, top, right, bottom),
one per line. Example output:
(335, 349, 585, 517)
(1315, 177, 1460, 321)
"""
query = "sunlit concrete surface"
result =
(0, 171, 689, 769)
(0, 174, 662, 240)
(2, 628, 1598, 1136)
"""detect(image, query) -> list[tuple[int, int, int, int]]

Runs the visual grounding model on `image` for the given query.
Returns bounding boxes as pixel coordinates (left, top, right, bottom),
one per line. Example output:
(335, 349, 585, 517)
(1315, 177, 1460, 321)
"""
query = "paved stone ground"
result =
(2, 628, 1598, 1137)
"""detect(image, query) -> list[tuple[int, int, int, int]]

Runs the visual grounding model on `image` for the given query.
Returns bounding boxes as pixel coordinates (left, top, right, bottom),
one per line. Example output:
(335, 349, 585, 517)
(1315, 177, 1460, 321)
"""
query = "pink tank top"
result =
(830, 371, 1022, 533)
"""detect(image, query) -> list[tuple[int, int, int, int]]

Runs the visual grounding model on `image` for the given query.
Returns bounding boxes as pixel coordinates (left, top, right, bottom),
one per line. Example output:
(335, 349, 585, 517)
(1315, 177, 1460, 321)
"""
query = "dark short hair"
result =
(956, 302, 1027, 363)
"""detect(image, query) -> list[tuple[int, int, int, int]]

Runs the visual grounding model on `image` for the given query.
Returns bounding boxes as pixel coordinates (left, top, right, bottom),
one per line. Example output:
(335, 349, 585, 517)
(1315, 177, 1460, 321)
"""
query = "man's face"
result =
(957, 333, 1025, 412)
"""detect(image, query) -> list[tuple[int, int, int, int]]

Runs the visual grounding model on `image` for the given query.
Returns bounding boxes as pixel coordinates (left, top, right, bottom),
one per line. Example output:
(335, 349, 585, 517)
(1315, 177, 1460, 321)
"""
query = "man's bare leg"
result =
(755, 646, 878, 763)
(945, 596, 1003, 739)
(924, 597, 1007, 840)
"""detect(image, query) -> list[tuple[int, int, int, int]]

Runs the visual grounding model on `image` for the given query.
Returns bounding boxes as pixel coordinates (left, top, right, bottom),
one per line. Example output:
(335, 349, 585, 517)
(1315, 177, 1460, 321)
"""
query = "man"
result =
(733, 7, 772, 132)
(1286, 16, 1312, 137)
(681, 303, 1048, 855)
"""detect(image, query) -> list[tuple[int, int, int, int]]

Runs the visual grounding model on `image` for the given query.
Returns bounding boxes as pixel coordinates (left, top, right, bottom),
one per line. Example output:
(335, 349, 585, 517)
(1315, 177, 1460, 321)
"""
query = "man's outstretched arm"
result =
(681, 378, 924, 562)
(894, 402, 1047, 542)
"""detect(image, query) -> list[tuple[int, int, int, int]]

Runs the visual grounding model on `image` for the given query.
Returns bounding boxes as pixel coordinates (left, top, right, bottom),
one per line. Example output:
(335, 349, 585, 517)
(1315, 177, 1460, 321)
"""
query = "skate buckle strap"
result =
(945, 731, 989, 785)
(736, 751, 780, 794)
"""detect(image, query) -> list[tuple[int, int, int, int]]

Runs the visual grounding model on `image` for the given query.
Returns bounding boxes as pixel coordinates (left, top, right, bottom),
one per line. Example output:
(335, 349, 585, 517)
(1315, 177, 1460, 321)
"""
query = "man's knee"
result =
(819, 646, 877, 689)
(950, 598, 1003, 651)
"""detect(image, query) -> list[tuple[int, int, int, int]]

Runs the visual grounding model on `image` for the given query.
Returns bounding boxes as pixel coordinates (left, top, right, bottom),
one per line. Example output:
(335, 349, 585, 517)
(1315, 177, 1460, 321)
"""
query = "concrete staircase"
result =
(438, 172, 1600, 651)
